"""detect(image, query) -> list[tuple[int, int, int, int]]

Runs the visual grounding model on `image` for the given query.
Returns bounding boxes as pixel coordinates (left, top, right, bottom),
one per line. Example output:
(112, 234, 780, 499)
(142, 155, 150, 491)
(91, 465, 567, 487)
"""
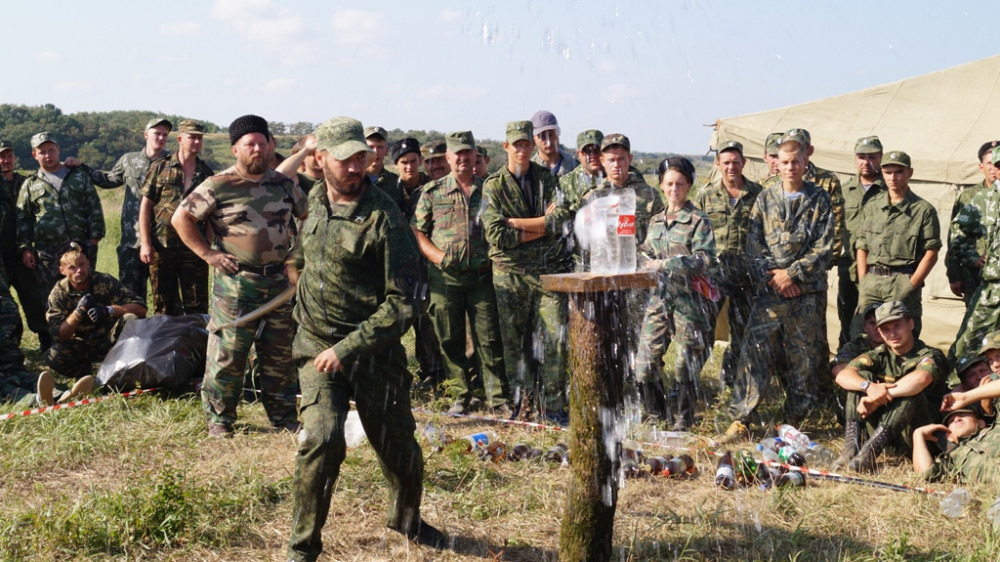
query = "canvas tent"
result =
(707, 55, 1000, 351)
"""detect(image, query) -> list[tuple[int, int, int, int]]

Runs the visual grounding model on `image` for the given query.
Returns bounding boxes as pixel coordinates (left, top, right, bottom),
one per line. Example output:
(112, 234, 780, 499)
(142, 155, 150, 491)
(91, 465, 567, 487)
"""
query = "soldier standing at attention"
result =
(79, 118, 173, 302)
(365, 126, 401, 206)
(412, 131, 510, 416)
(172, 114, 307, 437)
(286, 117, 444, 560)
(483, 120, 574, 425)
(139, 120, 214, 315)
(853, 150, 940, 338)
(946, 141, 998, 306)
(421, 139, 451, 181)
(17, 132, 105, 302)
(694, 140, 762, 386)
(559, 129, 604, 218)
(474, 146, 491, 179)
(837, 136, 885, 346)
(529, 110, 578, 179)
(756, 132, 784, 183)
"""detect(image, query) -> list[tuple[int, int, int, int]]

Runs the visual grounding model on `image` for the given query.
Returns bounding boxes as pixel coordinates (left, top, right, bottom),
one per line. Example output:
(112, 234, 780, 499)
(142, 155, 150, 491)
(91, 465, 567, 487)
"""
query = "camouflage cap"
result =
(882, 150, 911, 168)
(601, 133, 631, 152)
(861, 301, 881, 319)
(0, 139, 12, 154)
(446, 130, 476, 153)
(874, 300, 909, 327)
(363, 126, 388, 141)
(177, 120, 205, 135)
(956, 354, 987, 376)
(718, 140, 743, 156)
(779, 128, 811, 150)
(30, 132, 58, 149)
(978, 329, 1000, 355)
(991, 145, 1000, 166)
(942, 407, 980, 425)
(854, 135, 883, 154)
(764, 132, 784, 154)
(390, 137, 421, 163)
(145, 117, 173, 131)
(315, 117, 374, 161)
(505, 121, 533, 144)
(576, 129, 603, 151)
(421, 139, 447, 160)
(476, 145, 489, 158)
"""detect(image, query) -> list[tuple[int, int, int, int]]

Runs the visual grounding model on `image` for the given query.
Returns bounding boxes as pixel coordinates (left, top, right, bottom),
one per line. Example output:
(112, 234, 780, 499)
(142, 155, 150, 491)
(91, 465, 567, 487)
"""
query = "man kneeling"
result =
(833, 301, 948, 472)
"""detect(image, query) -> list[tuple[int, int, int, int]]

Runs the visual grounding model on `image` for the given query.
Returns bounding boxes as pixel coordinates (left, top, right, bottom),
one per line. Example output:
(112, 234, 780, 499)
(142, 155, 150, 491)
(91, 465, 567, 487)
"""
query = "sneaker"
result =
(35, 370, 55, 407)
(447, 401, 466, 415)
(208, 423, 234, 438)
(399, 519, 446, 550)
(58, 375, 95, 404)
(717, 420, 750, 444)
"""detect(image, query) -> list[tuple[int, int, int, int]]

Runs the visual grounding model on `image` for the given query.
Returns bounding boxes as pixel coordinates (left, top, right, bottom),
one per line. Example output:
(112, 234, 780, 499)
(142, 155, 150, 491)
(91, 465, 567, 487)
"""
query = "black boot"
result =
(673, 380, 697, 430)
(638, 378, 670, 423)
(831, 419, 862, 471)
(849, 424, 893, 473)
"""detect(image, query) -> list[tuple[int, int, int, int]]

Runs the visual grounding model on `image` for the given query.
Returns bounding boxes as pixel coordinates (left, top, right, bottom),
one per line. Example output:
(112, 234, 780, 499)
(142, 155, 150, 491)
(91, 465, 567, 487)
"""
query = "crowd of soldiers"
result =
(3, 109, 1000, 559)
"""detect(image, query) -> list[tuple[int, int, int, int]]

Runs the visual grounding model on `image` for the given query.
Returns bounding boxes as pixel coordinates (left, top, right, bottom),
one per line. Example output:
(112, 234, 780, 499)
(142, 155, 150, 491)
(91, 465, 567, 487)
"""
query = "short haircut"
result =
(978, 141, 1000, 162)
(59, 242, 87, 267)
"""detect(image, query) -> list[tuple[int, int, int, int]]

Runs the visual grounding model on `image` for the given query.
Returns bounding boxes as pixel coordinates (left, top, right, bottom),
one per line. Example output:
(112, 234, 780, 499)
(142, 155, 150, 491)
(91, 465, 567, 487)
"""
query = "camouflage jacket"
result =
(17, 166, 105, 252)
(296, 172, 323, 194)
(847, 340, 948, 401)
(855, 188, 941, 269)
(764, 162, 845, 263)
(576, 172, 665, 245)
(179, 167, 307, 267)
(640, 201, 717, 297)
(923, 423, 1000, 484)
(693, 176, 762, 258)
(292, 179, 420, 365)
(482, 162, 573, 275)
(840, 174, 885, 266)
(396, 172, 432, 221)
(141, 153, 214, 248)
(0, 173, 25, 260)
(372, 168, 401, 214)
(831, 332, 876, 367)
(46, 271, 144, 342)
(946, 180, 989, 283)
(559, 164, 602, 216)
(747, 181, 834, 295)
(85, 149, 171, 249)
(950, 180, 1000, 282)
(412, 174, 491, 276)
(531, 147, 579, 178)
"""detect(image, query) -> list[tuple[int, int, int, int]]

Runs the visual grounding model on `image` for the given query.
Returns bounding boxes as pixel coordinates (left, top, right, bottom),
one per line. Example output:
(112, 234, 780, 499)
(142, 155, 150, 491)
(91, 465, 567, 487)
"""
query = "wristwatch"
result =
(859, 380, 871, 392)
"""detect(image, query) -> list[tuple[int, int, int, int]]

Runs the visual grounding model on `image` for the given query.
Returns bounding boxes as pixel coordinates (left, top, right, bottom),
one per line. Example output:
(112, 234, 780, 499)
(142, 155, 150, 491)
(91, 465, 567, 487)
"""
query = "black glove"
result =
(75, 294, 97, 324)
(87, 305, 113, 324)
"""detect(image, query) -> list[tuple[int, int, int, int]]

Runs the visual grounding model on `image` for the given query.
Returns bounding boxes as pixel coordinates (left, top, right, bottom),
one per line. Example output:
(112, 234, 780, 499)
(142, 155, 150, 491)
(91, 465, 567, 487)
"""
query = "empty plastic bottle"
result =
(759, 437, 783, 452)
(756, 444, 779, 463)
(940, 488, 973, 518)
(462, 431, 498, 452)
(421, 422, 453, 452)
(776, 469, 807, 488)
(806, 442, 836, 467)
(986, 493, 1000, 528)
(778, 446, 806, 466)
(776, 424, 811, 451)
(715, 451, 736, 490)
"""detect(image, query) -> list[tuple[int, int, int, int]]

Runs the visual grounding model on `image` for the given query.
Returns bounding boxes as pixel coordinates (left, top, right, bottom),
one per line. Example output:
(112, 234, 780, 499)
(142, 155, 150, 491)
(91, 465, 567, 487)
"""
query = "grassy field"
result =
(2, 169, 1000, 561)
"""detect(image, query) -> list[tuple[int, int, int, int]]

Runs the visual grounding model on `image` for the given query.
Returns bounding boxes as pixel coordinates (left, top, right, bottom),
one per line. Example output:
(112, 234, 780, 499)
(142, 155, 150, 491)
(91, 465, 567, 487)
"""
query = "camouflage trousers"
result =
(0, 292, 35, 405)
(287, 350, 422, 562)
(635, 290, 716, 387)
(202, 270, 297, 428)
(844, 382, 932, 454)
(837, 262, 859, 347)
(493, 270, 568, 414)
(46, 314, 137, 379)
(149, 245, 208, 316)
(427, 268, 508, 407)
(729, 292, 829, 424)
(3, 254, 47, 337)
(716, 256, 757, 386)
(949, 281, 1000, 366)
(853, 271, 923, 338)
(117, 246, 148, 303)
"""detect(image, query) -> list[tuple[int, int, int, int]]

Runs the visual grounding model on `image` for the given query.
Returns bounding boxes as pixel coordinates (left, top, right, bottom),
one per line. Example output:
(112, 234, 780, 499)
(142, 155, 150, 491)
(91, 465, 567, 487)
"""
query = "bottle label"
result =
(468, 432, 489, 448)
(617, 214, 636, 236)
(716, 466, 735, 479)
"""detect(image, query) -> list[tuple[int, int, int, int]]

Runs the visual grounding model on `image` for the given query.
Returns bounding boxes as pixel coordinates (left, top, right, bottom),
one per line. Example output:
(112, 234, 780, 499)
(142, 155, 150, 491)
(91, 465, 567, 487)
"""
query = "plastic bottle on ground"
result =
(776, 424, 811, 451)
(940, 488, 973, 518)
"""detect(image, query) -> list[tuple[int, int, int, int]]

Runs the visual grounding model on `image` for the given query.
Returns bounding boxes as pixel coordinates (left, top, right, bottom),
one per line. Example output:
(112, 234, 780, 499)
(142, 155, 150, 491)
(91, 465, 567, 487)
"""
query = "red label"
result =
(617, 214, 636, 236)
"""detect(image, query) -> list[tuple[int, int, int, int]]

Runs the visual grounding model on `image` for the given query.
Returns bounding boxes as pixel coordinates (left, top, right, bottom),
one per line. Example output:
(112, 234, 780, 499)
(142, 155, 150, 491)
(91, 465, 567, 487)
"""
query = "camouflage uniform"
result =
(845, 341, 949, 452)
(728, 181, 835, 424)
(288, 179, 426, 560)
(0, 200, 37, 405)
(483, 162, 573, 415)
(295, 172, 322, 194)
(140, 152, 213, 315)
(372, 167, 401, 213)
(179, 167, 306, 429)
(559, 164, 602, 269)
(693, 176, 763, 384)
(85, 149, 171, 301)
(575, 172, 664, 246)
(16, 166, 105, 297)
(412, 174, 508, 407)
(949, 181, 1000, 363)
(531, 147, 579, 178)
(763, 162, 845, 262)
(945, 180, 988, 307)
(922, 423, 1000, 484)
(853, 189, 941, 338)
(45, 271, 144, 379)
(837, 175, 884, 346)
(1, 171, 47, 339)
(635, 202, 718, 424)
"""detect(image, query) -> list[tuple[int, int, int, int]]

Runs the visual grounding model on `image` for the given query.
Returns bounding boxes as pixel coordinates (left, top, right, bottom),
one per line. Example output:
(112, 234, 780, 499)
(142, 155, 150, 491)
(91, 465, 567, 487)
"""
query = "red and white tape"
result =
(1, 387, 158, 421)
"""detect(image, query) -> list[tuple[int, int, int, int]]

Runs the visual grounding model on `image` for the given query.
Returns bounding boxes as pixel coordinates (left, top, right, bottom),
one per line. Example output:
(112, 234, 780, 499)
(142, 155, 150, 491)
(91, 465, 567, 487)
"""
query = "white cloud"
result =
(439, 10, 462, 23)
(332, 10, 387, 45)
(211, 0, 303, 45)
(36, 51, 63, 62)
(602, 83, 645, 105)
(211, 0, 270, 21)
(159, 21, 201, 36)
(262, 77, 295, 92)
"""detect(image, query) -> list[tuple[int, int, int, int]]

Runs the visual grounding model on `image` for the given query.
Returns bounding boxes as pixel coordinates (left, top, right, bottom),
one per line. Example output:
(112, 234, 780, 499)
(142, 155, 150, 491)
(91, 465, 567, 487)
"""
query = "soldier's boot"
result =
(638, 378, 670, 423)
(848, 424, 893, 473)
(831, 419, 862, 471)
(673, 380, 697, 431)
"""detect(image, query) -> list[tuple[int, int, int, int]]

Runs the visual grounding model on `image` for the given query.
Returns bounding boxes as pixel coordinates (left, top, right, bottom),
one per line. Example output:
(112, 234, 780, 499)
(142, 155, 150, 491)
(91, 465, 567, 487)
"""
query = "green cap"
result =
(30, 132, 58, 149)
(476, 145, 489, 158)
(718, 140, 743, 156)
(145, 117, 173, 131)
(956, 354, 987, 376)
(861, 301, 881, 319)
(446, 130, 475, 153)
(943, 407, 979, 425)
(882, 150, 911, 168)
(315, 117, 374, 161)
(576, 129, 604, 151)
(779, 128, 810, 150)
(764, 132, 784, 154)
(177, 120, 205, 135)
(0, 139, 12, 154)
(506, 121, 533, 144)
(421, 139, 447, 160)
(874, 300, 909, 327)
(854, 135, 883, 154)
(363, 126, 388, 141)
(990, 146, 1000, 166)
(978, 329, 1000, 355)
(601, 133, 630, 152)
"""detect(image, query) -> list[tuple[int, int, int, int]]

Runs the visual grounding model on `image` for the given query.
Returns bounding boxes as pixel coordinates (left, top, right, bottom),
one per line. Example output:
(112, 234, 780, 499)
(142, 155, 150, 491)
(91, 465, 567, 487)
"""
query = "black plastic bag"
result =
(97, 314, 209, 393)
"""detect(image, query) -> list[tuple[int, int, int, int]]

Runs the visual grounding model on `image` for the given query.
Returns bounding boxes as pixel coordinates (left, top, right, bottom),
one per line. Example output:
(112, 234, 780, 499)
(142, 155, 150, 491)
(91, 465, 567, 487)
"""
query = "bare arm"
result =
(909, 249, 939, 288)
(912, 424, 946, 473)
(170, 207, 237, 273)
(856, 247, 869, 279)
(412, 228, 444, 265)
(139, 196, 155, 264)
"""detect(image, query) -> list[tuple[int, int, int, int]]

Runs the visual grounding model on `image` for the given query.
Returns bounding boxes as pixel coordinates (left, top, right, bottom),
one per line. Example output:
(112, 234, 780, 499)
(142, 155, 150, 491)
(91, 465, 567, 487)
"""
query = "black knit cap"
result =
(229, 114, 270, 145)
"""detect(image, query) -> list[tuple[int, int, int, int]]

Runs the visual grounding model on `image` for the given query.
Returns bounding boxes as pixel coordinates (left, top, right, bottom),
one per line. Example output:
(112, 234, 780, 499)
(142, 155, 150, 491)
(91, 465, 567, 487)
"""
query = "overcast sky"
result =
(3, 1, 996, 154)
